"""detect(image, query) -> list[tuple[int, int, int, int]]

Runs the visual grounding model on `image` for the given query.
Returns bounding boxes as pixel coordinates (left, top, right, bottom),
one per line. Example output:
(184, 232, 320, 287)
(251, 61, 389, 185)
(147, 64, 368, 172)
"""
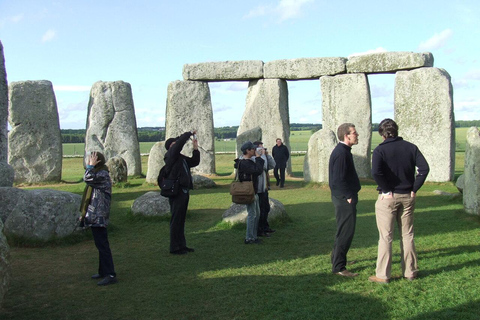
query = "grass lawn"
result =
(1, 151, 479, 320)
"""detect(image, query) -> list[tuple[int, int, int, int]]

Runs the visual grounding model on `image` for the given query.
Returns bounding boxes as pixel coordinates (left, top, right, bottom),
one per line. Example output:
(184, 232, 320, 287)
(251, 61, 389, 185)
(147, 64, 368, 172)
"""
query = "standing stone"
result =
(183, 60, 264, 81)
(8, 81, 62, 183)
(105, 156, 127, 184)
(346, 51, 434, 74)
(236, 127, 262, 159)
(237, 79, 291, 174)
(304, 129, 337, 183)
(146, 141, 166, 185)
(165, 80, 215, 175)
(85, 81, 141, 176)
(321, 74, 372, 178)
(395, 67, 454, 182)
(264, 57, 347, 80)
(0, 218, 9, 307)
(463, 127, 480, 215)
(0, 41, 8, 163)
(0, 162, 14, 187)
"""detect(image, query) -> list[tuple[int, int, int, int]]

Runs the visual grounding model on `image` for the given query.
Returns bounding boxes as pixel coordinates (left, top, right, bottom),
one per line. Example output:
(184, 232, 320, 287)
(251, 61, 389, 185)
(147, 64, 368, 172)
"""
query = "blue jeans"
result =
(246, 194, 260, 240)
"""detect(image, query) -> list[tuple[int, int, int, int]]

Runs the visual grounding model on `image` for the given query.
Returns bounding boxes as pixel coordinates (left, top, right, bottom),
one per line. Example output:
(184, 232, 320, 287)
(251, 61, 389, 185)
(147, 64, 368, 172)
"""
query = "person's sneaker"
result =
(257, 232, 270, 237)
(183, 247, 195, 252)
(244, 238, 262, 244)
(265, 228, 276, 233)
(170, 249, 188, 255)
(91, 273, 103, 280)
(335, 270, 359, 277)
(368, 275, 390, 284)
(97, 275, 117, 286)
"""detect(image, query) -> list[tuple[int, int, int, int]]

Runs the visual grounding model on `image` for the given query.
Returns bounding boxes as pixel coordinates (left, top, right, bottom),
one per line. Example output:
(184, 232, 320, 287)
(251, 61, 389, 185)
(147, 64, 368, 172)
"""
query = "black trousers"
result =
(257, 191, 270, 232)
(168, 190, 190, 252)
(331, 194, 357, 273)
(274, 166, 286, 186)
(91, 227, 116, 277)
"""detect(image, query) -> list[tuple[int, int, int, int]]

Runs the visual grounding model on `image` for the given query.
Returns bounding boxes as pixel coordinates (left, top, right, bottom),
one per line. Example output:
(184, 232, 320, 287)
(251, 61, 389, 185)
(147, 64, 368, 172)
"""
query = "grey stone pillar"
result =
(321, 73, 372, 178)
(165, 80, 215, 175)
(304, 129, 337, 183)
(8, 81, 62, 183)
(0, 41, 7, 163)
(146, 141, 166, 185)
(463, 127, 480, 215)
(395, 67, 454, 182)
(85, 81, 142, 176)
(237, 79, 291, 174)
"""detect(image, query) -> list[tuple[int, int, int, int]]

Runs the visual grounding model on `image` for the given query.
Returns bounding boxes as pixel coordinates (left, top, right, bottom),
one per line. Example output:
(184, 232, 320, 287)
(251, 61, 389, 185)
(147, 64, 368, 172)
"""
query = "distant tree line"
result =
(61, 121, 480, 143)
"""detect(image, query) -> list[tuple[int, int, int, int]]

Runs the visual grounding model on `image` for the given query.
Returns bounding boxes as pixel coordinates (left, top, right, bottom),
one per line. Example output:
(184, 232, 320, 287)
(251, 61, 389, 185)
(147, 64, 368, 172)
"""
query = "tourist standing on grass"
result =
(369, 119, 429, 284)
(234, 141, 265, 244)
(80, 151, 117, 286)
(272, 138, 289, 188)
(164, 130, 200, 255)
(328, 123, 361, 278)
(253, 141, 276, 237)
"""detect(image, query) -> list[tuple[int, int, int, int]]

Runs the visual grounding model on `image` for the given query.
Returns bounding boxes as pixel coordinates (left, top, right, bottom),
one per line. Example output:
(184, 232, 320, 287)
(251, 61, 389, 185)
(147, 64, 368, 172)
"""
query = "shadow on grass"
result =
(408, 300, 480, 320)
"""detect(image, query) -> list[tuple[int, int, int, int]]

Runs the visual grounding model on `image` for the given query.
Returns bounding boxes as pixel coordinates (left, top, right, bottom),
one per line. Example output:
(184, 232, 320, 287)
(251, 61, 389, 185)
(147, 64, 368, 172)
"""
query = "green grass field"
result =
(1, 128, 479, 319)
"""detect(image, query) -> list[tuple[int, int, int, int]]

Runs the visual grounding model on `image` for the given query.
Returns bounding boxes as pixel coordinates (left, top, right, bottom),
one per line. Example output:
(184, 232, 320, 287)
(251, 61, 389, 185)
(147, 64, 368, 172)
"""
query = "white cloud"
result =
(348, 47, 388, 58)
(41, 29, 56, 42)
(276, 0, 314, 22)
(244, 0, 314, 22)
(11, 14, 24, 23)
(418, 29, 453, 51)
(227, 82, 249, 91)
(308, 109, 319, 115)
(243, 5, 269, 19)
(53, 85, 91, 92)
(464, 69, 480, 80)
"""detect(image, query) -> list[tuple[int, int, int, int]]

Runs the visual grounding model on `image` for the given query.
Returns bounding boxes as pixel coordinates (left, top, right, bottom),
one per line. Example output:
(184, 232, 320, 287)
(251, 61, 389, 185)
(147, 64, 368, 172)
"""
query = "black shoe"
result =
(170, 249, 188, 255)
(265, 228, 276, 233)
(258, 232, 270, 237)
(276, 180, 279, 186)
(91, 273, 103, 280)
(97, 275, 117, 286)
(280, 185, 284, 188)
(183, 247, 195, 252)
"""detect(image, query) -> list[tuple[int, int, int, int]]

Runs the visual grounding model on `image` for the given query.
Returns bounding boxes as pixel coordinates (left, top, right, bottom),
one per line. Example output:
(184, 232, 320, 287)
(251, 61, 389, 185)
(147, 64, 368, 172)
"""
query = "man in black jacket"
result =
(164, 130, 200, 255)
(369, 119, 429, 284)
(328, 123, 361, 277)
(272, 138, 289, 188)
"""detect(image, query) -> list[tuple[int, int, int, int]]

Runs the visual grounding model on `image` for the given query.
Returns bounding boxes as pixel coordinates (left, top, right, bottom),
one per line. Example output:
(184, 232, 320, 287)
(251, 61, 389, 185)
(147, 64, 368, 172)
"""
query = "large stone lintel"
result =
(264, 57, 347, 80)
(183, 60, 264, 81)
(346, 51, 434, 74)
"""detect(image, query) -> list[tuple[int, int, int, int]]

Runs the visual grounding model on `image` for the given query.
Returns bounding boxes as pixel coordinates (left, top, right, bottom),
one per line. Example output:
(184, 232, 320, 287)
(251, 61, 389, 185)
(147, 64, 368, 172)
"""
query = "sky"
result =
(0, 0, 479, 129)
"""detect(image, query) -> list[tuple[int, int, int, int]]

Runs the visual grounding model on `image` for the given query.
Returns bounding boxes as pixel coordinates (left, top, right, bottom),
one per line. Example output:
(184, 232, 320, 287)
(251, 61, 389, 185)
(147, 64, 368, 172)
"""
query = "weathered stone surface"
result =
(106, 156, 127, 184)
(0, 162, 14, 187)
(463, 127, 480, 215)
(347, 51, 434, 74)
(85, 81, 141, 176)
(304, 129, 337, 183)
(183, 60, 264, 81)
(8, 80, 62, 183)
(131, 191, 170, 217)
(264, 57, 347, 80)
(166, 80, 215, 174)
(0, 187, 81, 241)
(456, 174, 464, 194)
(395, 67, 454, 182)
(0, 41, 7, 164)
(237, 79, 291, 174)
(236, 127, 262, 159)
(222, 198, 287, 224)
(0, 218, 9, 307)
(192, 175, 216, 189)
(321, 74, 372, 178)
(146, 141, 166, 185)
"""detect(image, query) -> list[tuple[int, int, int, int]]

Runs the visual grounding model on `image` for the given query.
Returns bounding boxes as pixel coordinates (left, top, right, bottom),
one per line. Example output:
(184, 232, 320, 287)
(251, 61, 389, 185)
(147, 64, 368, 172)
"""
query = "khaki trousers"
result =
(375, 193, 418, 279)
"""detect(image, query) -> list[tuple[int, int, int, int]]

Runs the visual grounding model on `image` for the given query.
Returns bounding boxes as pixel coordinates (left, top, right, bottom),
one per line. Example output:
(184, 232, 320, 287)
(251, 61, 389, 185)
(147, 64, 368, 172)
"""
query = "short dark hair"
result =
(337, 123, 355, 141)
(378, 118, 398, 139)
(95, 152, 106, 168)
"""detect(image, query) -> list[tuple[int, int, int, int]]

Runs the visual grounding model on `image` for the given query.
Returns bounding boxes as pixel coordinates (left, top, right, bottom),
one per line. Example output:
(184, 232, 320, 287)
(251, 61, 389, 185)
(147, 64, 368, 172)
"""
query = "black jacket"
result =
(371, 137, 429, 194)
(328, 143, 361, 199)
(234, 157, 265, 194)
(164, 131, 200, 189)
(272, 144, 289, 168)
